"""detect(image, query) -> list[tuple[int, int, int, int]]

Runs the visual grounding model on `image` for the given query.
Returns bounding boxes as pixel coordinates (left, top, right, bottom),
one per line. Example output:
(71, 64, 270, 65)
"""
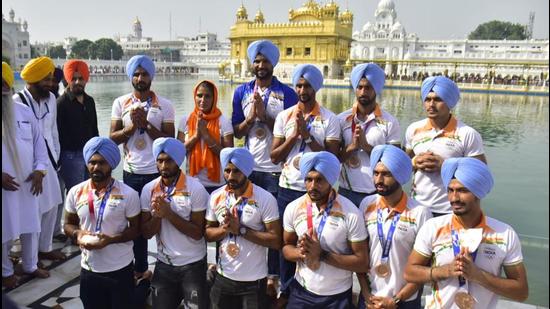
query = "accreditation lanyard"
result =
(451, 227, 478, 287)
(306, 194, 335, 239)
(132, 96, 152, 134)
(24, 91, 49, 120)
(376, 209, 401, 265)
(225, 192, 248, 241)
(87, 180, 114, 233)
(298, 115, 316, 152)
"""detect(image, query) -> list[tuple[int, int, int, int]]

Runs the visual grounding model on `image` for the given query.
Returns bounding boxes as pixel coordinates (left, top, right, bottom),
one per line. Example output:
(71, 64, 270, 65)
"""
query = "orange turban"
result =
(21, 56, 55, 83)
(63, 60, 90, 82)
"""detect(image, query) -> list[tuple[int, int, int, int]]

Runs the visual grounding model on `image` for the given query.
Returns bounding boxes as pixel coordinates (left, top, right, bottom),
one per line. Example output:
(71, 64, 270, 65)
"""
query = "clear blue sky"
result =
(2, 0, 548, 43)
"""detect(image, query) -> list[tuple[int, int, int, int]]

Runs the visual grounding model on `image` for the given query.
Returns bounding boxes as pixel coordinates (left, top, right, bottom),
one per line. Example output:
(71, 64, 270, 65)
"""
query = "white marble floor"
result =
(3, 238, 545, 309)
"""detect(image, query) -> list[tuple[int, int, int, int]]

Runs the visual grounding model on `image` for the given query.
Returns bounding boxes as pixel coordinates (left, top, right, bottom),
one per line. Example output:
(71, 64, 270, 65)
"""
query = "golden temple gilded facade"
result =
(225, 0, 353, 79)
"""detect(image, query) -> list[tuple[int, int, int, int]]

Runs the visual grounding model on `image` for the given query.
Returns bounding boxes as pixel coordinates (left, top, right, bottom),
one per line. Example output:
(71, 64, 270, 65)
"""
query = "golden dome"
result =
(236, 4, 248, 20)
(254, 9, 265, 23)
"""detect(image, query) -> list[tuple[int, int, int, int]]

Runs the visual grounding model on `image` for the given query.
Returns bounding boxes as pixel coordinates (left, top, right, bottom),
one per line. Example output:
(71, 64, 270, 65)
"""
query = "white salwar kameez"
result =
(13, 89, 63, 253)
(2, 102, 49, 276)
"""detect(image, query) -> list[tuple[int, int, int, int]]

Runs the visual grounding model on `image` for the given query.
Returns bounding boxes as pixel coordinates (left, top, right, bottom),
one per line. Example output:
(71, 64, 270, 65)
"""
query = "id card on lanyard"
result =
(87, 180, 114, 233)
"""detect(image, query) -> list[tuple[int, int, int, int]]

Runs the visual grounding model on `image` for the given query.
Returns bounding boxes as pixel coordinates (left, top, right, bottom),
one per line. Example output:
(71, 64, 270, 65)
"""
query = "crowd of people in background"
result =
(2, 38, 529, 309)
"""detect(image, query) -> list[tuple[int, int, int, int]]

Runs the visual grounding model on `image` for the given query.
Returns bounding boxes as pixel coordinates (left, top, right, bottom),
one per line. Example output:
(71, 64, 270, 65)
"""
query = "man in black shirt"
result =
(55, 60, 99, 240)
(57, 60, 99, 190)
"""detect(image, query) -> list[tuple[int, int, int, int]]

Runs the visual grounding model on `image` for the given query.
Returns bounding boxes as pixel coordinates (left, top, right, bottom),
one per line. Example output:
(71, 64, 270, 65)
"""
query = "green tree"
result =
(468, 20, 527, 40)
(48, 45, 67, 59)
(69, 39, 94, 59)
(2, 54, 10, 65)
(92, 38, 123, 60)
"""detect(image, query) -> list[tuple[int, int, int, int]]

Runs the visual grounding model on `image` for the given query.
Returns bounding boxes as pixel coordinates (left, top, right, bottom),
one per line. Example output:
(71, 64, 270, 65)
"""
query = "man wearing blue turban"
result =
(338, 63, 402, 207)
(271, 64, 341, 300)
(357, 145, 431, 309)
(232, 40, 297, 297)
(282, 151, 368, 308)
(64, 136, 141, 308)
(109, 54, 176, 290)
(405, 157, 528, 309)
(405, 76, 486, 217)
(141, 137, 211, 308)
(205, 147, 281, 309)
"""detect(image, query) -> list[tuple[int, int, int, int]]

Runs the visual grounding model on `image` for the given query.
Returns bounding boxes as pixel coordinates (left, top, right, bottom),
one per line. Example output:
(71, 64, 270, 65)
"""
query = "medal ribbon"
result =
(225, 192, 249, 242)
(87, 179, 115, 233)
(377, 209, 401, 264)
(159, 173, 179, 202)
(298, 115, 316, 152)
(451, 227, 478, 287)
(306, 193, 335, 239)
(132, 96, 152, 135)
(244, 84, 272, 149)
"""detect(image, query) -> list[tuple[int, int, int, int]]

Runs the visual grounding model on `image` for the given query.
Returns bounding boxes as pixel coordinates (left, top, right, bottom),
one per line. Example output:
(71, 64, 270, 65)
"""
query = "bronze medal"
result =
(292, 155, 301, 170)
(454, 291, 475, 309)
(226, 243, 240, 258)
(255, 127, 266, 140)
(347, 155, 361, 169)
(374, 263, 391, 278)
(134, 136, 146, 150)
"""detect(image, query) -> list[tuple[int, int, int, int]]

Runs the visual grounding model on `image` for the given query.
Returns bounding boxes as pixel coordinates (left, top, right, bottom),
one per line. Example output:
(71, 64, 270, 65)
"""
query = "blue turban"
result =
(247, 40, 280, 67)
(126, 55, 155, 80)
(292, 64, 323, 92)
(220, 147, 255, 177)
(350, 63, 385, 96)
(300, 151, 341, 186)
(370, 145, 412, 185)
(153, 137, 186, 167)
(441, 157, 494, 199)
(83, 137, 121, 169)
(421, 76, 460, 109)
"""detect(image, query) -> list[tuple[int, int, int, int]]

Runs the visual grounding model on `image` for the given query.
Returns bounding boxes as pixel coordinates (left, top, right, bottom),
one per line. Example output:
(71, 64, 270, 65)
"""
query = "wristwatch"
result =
(304, 136, 313, 144)
(239, 226, 247, 236)
(392, 295, 401, 305)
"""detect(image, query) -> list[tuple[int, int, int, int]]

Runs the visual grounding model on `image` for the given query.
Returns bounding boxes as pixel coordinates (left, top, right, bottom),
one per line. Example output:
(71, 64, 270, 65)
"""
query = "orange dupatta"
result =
(187, 80, 222, 182)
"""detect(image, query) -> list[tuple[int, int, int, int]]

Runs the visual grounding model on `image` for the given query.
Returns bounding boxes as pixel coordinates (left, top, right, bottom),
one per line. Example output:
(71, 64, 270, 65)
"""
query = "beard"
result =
(90, 169, 112, 183)
(375, 181, 400, 196)
(35, 85, 51, 99)
(160, 168, 179, 179)
(132, 80, 151, 92)
(2, 94, 22, 178)
(307, 188, 330, 204)
(70, 84, 85, 96)
(357, 94, 376, 107)
(227, 177, 248, 191)
(298, 94, 313, 104)
(254, 68, 273, 81)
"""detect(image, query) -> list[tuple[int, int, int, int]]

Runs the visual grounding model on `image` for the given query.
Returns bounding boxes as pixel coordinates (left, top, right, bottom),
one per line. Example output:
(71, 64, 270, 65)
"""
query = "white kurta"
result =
(13, 89, 62, 214)
(2, 102, 49, 243)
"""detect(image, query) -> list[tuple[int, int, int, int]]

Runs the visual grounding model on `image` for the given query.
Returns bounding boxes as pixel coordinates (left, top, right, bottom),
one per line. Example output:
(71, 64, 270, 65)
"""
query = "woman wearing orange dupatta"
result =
(177, 80, 234, 193)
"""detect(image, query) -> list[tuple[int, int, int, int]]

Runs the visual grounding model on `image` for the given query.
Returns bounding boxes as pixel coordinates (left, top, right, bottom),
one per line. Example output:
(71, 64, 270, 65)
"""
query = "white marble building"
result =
(2, 9, 31, 70)
(351, 0, 549, 81)
(178, 33, 230, 76)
